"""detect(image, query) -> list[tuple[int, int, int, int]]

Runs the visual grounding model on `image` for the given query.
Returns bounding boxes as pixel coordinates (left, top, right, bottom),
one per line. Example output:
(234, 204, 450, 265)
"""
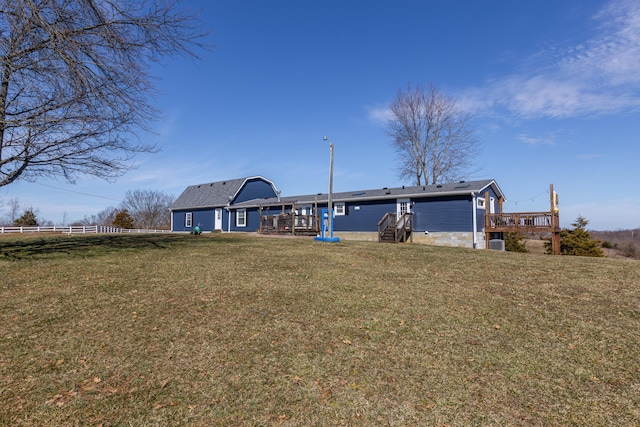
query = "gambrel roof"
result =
(170, 176, 278, 210)
(232, 179, 504, 208)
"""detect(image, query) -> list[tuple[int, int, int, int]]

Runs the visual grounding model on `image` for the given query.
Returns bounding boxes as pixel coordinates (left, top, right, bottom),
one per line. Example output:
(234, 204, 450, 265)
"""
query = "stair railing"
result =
(378, 213, 397, 241)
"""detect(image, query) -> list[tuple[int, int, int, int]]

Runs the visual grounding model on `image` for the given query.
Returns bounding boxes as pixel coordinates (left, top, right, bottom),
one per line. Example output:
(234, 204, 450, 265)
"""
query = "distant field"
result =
(1, 233, 639, 426)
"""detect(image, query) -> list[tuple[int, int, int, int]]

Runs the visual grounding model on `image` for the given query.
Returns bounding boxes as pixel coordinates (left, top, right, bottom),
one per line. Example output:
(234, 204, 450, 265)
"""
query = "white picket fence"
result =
(0, 225, 171, 235)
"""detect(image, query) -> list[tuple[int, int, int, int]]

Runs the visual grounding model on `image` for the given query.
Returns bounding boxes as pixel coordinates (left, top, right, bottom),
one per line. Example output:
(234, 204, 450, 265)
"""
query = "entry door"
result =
(397, 198, 411, 216)
(214, 208, 223, 231)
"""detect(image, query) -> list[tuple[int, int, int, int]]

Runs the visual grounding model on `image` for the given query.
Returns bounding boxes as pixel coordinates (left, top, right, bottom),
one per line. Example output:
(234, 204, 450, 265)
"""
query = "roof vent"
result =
(459, 180, 465, 183)
(385, 189, 391, 195)
(383, 187, 388, 190)
(437, 184, 442, 188)
(402, 185, 405, 189)
(223, 181, 226, 185)
(423, 186, 426, 190)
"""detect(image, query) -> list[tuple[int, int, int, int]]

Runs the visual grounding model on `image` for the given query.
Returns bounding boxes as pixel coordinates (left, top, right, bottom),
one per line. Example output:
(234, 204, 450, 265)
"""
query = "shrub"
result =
(546, 216, 603, 257)
(13, 209, 38, 227)
(113, 209, 135, 229)
(505, 232, 529, 253)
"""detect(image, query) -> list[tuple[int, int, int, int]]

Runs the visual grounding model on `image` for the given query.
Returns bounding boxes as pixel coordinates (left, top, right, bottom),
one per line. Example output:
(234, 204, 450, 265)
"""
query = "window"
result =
(334, 202, 345, 216)
(236, 209, 247, 227)
(185, 212, 192, 227)
(477, 197, 486, 209)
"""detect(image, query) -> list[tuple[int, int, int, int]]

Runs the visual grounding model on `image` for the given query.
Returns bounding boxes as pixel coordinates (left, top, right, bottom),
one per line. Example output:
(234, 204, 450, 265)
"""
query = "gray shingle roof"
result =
(170, 177, 250, 210)
(232, 179, 504, 208)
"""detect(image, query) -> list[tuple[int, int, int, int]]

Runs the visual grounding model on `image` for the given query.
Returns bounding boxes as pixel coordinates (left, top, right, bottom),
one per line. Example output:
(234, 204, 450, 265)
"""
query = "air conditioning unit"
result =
(489, 239, 505, 251)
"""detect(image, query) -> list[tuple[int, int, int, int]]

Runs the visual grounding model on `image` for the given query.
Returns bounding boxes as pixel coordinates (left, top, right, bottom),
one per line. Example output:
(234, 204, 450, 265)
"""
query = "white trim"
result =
(334, 202, 345, 216)
(215, 208, 223, 230)
(230, 176, 281, 205)
(185, 212, 192, 228)
(236, 208, 247, 227)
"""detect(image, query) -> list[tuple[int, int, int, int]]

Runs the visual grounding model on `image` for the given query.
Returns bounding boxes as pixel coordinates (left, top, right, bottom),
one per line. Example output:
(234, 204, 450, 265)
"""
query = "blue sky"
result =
(2, 0, 639, 230)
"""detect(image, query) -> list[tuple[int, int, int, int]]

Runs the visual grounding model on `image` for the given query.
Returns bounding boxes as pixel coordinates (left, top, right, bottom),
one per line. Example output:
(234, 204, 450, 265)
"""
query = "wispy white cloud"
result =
(466, 0, 640, 119)
(576, 153, 603, 160)
(518, 133, 557, 146)
(366, 105, 393, 125)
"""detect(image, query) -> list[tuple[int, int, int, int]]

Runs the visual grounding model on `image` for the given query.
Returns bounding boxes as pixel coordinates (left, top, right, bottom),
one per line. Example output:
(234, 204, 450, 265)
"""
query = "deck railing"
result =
(259, 213, 318, 235)
(486, 212, 559, 230)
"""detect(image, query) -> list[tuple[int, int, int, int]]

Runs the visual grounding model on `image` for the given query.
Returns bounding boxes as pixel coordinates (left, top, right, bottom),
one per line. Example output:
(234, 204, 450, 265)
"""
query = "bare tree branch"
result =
(0, 0, 208, 187)
(121, 188, 173, 229)
(386, 83, 480, 186)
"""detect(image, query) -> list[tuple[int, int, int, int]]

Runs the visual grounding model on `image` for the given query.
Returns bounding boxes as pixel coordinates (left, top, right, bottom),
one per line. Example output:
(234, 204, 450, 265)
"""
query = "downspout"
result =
(226, 195, 233, 233)
(471, 192, 477, 249)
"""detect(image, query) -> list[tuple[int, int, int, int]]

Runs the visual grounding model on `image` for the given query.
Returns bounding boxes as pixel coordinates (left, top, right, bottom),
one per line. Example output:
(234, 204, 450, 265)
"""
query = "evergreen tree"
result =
(504, 232, 529, 253)
(113, 210, 134, 229)
(546, 216, 604, 257)
(13, 209, 38, 227)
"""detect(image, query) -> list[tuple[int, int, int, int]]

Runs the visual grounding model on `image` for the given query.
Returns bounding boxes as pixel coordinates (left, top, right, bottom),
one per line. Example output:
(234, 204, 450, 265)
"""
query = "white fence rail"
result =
(0, 225, 171, 235)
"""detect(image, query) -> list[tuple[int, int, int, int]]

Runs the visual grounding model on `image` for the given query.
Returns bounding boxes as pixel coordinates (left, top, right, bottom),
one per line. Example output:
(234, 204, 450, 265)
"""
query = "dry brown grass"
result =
(1, 233, 639, 425)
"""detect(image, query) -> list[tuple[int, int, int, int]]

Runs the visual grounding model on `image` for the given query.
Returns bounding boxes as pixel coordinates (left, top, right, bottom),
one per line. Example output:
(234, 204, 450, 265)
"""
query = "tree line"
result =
(0, 189, 173, 229)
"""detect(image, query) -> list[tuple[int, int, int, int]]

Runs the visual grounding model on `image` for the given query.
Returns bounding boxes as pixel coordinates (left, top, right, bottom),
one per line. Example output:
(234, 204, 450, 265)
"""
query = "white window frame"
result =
(334, 202, 345, 216)
(236, 209, 247, 227)
(185, 212, 193, 227)
(477, 197, 486, 209)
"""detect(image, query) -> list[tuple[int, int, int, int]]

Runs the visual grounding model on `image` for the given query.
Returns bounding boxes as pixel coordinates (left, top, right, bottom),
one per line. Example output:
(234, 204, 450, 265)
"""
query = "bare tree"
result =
(7, 196, 20, 224)
(121, 188, 173, 229)
(386, 83, 479, 186)
(0, 0, 207, 188)
(73, 205, 116, 226)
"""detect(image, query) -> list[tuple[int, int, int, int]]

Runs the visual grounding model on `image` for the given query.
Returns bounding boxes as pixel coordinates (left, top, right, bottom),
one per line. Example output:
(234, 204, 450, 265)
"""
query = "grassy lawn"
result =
(1, 233, 639, 426)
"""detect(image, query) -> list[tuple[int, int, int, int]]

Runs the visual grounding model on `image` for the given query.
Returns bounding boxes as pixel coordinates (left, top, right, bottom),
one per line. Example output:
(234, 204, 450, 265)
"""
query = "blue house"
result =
(169, 176, 280, 233)
(171, 176, 506, 249)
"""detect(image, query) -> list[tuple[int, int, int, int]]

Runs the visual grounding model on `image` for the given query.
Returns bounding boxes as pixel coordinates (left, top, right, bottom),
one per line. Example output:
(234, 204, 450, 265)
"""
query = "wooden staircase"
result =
(378, 212, 413, 243)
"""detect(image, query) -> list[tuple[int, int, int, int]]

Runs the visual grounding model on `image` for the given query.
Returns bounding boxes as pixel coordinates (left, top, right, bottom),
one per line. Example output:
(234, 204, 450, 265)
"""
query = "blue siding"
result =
(172, 208, 216, 232)
(234, 178, 277, 203)
(475, 187, 501, 232)
(318, 197, 475, 232)
(413, 196, 473, 232)
(228, 207, 261, 232)
(333, 200, 396, 232)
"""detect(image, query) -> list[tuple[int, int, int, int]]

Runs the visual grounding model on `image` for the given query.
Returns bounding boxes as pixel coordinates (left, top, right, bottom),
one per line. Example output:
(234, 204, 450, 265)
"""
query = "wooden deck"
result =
(485, 211, 560, 255)
(259, 213, 319, 236)
(486, 212, 559, 232)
